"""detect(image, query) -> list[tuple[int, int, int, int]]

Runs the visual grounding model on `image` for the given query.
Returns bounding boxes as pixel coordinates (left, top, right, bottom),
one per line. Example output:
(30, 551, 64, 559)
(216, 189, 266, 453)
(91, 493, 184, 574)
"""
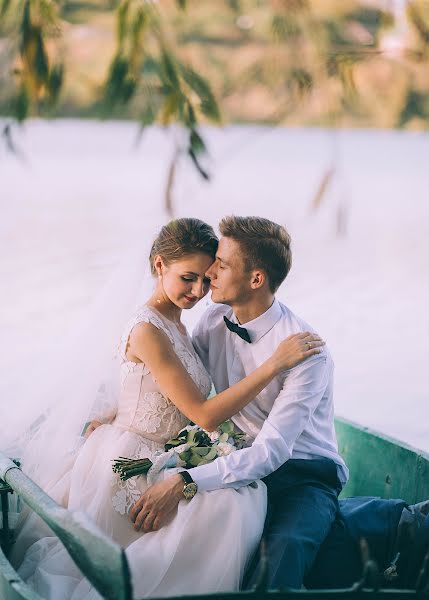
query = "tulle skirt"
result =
(12, 424, 267, 599)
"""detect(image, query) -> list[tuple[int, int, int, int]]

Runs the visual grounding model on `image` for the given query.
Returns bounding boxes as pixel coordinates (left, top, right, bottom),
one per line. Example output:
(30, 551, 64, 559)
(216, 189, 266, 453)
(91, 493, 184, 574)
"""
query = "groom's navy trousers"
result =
(245, 457, 342, 590)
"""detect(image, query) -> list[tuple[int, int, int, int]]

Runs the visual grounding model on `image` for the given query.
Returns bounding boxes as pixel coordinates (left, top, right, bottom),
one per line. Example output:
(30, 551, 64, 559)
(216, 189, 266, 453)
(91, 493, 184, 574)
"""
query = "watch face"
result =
(183, 482, 198, 499)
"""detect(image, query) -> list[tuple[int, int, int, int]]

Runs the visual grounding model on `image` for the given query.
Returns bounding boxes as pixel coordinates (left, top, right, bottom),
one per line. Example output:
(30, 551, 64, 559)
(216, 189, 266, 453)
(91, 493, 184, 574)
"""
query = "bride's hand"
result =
(270, 332, 325, 373)
(84, 420, 103, 438)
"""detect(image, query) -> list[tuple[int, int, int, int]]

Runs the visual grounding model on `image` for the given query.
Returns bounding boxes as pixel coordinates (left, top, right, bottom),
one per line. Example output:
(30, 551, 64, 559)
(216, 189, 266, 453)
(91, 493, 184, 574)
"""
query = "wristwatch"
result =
(179, 471, 198, 500)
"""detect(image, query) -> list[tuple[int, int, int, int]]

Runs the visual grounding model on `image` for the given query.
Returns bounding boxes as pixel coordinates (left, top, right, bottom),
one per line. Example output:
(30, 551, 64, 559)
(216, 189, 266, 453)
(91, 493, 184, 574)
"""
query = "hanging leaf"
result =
(38, 0, 58, 27)
(160, 49, 180, 88)
(46, 63, 64, 106)
(188, 129, 209, 180)
(104, 54, 129, 108)
(13, 85, 29, 122)
(34, 30, 49, 83)
(289, 68, 313, 99)
(0, 0, 11, 21)
(271, 14, 301, 42)
(397, 89, 428, 127)
(310, 167, 335, 212)
(160, 92, 180, 125)
(407, 2, 429, 46)
(117, 0, 130, 47)
(189, 128, 206, 155)
(129, 7, 147, 68)
(180, 65, 221, 122)
(184, 100, 196, 128)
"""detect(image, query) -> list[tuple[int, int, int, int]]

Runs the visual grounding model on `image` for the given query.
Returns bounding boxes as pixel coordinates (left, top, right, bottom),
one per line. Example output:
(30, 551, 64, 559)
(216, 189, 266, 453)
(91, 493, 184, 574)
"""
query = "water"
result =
(1, 119, 428, 451)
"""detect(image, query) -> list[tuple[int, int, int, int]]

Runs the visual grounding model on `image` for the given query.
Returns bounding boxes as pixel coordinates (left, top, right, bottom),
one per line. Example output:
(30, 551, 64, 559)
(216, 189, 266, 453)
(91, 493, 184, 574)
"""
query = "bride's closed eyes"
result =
(181, 276, 211, 284)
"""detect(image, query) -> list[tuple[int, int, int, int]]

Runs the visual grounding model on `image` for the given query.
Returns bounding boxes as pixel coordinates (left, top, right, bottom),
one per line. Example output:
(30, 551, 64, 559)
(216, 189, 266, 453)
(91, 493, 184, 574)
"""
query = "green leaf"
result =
(184, 100, 196, 128)
(189, 129, 206, 155)
(160, 49, 180, 88)
(187, 429, 196, 444)
(180, 65, 220, 122)
(192, 447, 210, 456)
(140, 102, 157, 127)
(271, 14, 301, 42)
(0, 0, 11, 21)
(47, 63, 64, 105)
(219, 421, 234, 434)
(178, 450, 191, 461)
(205, 447, 218, 462)
(34, 29, 49, 83)
(13, 85, 29, 122)
(117, 0, 130, 47)
(188, 147, 210, 181)
(189, 454, 203, 467)
(219, 433, 229, 443)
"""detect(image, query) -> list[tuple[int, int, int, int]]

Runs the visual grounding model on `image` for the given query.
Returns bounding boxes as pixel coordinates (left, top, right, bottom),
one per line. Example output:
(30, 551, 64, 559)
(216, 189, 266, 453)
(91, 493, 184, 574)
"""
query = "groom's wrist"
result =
(171, 474, 186, 499)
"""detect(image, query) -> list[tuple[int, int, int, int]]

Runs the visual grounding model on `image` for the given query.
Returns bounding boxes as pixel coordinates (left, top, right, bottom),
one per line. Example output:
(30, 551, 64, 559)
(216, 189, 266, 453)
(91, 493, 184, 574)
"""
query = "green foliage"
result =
(271, 14, 301, 42)
(13, 85, 29, 122)
(398, 89, 428, 127)
(180, 65, 221, 122)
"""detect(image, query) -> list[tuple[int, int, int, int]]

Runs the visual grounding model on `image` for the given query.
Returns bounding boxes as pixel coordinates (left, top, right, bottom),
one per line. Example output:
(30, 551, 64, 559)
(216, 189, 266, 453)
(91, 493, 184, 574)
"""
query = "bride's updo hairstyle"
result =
(149, 218, 218, 275)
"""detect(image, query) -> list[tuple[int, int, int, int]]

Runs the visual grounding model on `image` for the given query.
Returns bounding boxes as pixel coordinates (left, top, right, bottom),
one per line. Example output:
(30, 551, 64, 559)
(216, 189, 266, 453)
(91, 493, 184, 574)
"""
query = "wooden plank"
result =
(0, 545, 42, 600)
(335, 418, 429, 504)
(0, 453, 132, 600)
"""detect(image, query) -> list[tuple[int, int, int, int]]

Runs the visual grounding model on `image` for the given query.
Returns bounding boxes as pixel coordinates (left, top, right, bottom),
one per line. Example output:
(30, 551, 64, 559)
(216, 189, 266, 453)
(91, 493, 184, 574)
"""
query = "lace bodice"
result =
(112, 305, 212, 444)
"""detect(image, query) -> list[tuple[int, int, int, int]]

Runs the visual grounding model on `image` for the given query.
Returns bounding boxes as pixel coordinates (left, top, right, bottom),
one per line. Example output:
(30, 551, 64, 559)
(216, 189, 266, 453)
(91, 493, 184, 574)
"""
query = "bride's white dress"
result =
(13, 306, 267, 599)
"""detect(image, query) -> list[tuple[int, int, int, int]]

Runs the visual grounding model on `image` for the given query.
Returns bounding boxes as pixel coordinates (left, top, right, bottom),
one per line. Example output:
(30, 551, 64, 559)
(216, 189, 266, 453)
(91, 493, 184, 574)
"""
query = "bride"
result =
(11, 218, 324, 599)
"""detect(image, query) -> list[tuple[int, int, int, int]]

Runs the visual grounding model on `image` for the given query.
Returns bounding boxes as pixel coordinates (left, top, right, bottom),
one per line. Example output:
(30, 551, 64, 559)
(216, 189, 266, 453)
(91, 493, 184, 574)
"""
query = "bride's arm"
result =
(127, 322, 323, 431)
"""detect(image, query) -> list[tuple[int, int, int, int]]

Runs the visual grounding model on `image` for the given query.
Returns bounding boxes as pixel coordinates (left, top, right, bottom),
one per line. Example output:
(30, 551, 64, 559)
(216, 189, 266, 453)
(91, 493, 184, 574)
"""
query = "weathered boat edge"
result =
(335, 417, 429, 504)
(0, 545, 42, 600)
(2, 418, 429, 599)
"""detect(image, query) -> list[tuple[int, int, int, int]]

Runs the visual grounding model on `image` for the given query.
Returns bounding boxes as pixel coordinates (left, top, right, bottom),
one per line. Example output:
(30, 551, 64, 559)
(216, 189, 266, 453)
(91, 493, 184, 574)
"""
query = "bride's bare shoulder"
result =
(128, 319, 174, 363)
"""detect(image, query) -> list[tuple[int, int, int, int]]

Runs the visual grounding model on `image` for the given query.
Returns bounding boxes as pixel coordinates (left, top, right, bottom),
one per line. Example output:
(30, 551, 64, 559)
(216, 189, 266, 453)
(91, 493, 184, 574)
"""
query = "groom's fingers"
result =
(134, 508, 151, 531)
(130, 499, 142, 522)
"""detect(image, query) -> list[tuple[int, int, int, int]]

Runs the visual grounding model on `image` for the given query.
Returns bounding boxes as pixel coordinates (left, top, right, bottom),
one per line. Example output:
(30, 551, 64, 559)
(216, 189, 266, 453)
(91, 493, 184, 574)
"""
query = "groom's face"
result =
(206, 237, 252, 305)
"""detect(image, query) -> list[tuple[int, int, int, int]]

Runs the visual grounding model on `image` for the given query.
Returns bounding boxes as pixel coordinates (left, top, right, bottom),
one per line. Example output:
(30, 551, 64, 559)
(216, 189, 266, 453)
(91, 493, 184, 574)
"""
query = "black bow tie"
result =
(223, 316, 252, 344)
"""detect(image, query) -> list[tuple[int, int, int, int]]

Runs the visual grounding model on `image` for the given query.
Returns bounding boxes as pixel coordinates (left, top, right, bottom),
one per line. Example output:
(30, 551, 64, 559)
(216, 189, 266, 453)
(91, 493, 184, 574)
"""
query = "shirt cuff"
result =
(188, 461, 222, 492)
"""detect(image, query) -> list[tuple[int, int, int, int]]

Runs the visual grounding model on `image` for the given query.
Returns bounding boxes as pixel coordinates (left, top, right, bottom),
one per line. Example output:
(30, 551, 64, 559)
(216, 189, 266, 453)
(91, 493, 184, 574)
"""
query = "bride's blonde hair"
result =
(149, 218, 218, 275)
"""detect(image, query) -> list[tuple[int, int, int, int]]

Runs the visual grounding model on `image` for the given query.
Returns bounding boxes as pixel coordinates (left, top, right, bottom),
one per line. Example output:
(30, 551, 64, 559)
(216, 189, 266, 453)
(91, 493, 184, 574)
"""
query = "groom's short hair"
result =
(219, 216, 292, 293)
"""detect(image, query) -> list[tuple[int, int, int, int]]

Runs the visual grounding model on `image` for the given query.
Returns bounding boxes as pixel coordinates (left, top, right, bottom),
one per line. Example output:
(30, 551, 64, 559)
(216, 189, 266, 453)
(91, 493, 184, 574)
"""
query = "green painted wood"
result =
(335, 417, 429, 504)
(0, 545, 42, 600)
(2, 420, 429, 600)
(0, 453, 132, 600)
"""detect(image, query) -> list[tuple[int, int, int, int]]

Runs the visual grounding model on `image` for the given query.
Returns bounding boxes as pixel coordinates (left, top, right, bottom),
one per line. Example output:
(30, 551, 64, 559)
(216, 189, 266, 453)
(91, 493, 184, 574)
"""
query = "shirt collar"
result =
(231, 299, 282, 343)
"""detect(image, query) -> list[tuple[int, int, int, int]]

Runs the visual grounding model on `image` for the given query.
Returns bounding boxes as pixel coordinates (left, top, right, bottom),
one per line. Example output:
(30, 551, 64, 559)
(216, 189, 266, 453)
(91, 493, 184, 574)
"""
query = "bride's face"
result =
(159, 252, 214, 309)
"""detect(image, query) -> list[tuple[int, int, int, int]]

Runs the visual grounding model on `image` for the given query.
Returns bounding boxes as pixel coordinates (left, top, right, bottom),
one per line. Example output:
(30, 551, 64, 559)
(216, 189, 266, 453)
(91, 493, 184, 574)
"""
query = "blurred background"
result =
(0, 0, 428, 450)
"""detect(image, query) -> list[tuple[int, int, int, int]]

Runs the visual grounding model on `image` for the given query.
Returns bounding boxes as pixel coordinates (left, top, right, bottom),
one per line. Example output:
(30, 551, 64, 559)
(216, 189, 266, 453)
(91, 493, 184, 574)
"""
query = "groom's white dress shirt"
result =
(191, 299, 349, 492)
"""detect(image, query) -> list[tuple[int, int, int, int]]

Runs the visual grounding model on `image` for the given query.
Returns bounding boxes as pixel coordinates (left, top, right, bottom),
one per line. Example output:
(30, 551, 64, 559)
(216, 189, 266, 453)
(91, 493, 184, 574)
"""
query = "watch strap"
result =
(179, 471, 194, 485)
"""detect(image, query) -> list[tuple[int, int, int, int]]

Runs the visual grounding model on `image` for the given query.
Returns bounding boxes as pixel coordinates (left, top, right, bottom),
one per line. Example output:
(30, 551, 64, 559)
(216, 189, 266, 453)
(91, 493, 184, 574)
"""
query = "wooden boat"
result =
(1, 417, 429, 600)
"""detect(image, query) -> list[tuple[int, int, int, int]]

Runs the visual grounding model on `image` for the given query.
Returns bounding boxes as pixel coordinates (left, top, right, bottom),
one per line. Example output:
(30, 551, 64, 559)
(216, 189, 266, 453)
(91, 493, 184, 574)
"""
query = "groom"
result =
(130, 215, 348, 590)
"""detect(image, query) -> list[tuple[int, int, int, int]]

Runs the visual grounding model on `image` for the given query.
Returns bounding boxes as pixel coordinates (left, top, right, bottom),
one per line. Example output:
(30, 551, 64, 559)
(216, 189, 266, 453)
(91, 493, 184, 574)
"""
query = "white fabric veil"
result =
(2, 242, 155, 493)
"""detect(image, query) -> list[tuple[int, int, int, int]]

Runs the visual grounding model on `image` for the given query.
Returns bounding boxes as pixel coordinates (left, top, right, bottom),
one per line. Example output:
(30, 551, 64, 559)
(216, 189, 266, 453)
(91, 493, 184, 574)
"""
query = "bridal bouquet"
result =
(112, 420, 247, 482)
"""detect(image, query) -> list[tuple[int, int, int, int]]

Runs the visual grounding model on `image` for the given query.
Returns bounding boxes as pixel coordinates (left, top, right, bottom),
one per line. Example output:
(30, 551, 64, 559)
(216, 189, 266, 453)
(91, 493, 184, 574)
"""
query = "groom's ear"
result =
(249, 269, 266, 290)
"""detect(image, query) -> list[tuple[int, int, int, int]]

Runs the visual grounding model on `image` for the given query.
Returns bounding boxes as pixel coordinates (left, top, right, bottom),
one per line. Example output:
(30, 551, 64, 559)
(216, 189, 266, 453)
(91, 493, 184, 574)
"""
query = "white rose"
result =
(217, 442, 235, 456)
(208, 431, 220, 442)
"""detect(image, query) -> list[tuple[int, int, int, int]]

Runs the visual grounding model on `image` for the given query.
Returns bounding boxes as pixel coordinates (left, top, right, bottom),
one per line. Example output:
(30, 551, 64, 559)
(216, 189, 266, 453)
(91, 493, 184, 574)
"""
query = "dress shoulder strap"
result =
(119, 305, 175, 361)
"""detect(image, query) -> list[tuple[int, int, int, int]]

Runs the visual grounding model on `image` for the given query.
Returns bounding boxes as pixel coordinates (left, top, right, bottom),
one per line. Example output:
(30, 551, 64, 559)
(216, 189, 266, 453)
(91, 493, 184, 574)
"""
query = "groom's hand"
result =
(130, 474, 183, 533)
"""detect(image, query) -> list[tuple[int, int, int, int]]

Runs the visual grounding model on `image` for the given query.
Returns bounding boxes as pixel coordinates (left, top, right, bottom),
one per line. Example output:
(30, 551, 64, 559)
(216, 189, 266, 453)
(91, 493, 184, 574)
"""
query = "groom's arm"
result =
(130, 353, 332, 532)
(190, 352, 331, 491)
